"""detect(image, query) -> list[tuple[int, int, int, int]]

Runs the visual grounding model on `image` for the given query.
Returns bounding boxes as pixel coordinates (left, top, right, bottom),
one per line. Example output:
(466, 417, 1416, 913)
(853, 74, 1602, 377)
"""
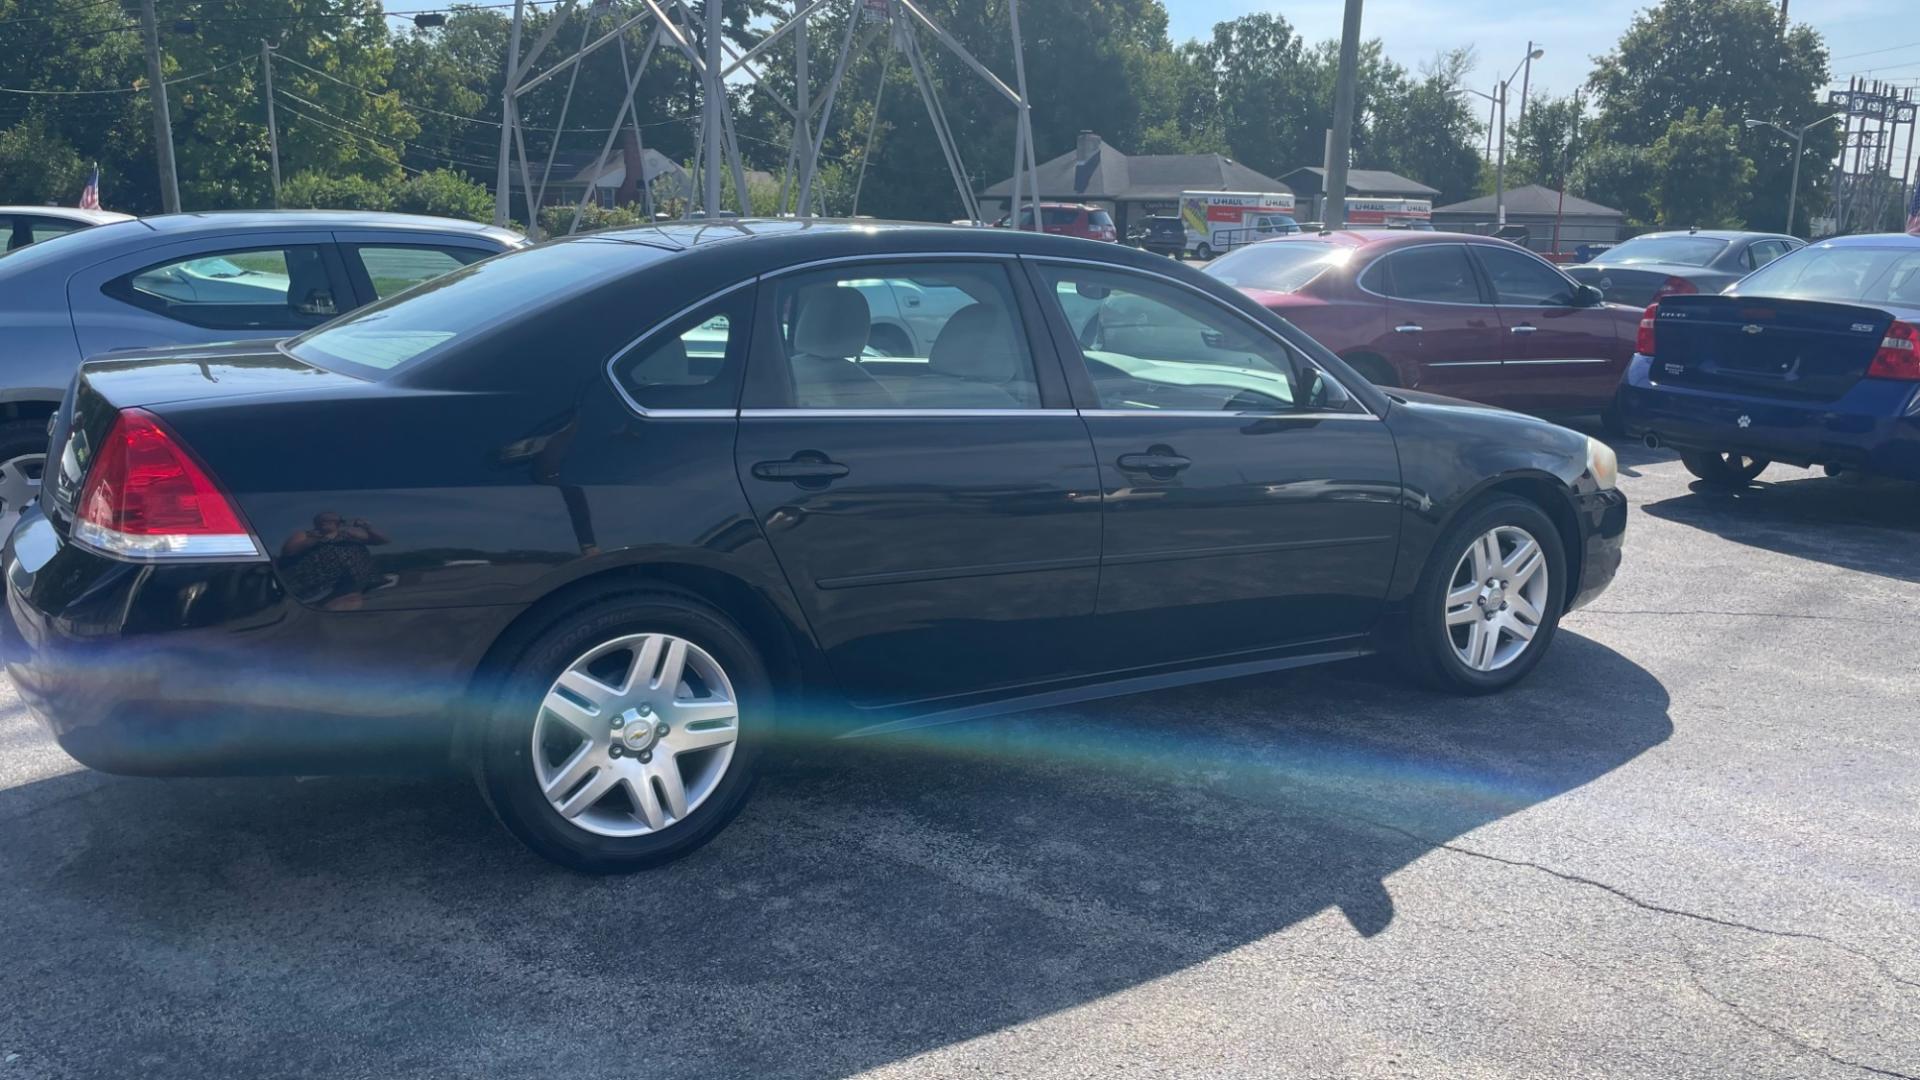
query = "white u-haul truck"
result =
(1178, 191, 1298, 259)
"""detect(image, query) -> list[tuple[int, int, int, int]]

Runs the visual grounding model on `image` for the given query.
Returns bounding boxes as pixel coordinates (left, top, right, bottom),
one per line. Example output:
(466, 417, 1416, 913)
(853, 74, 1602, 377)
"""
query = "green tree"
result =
(1506, 92, 1586, 191)
(1571, 140, 1658, 227)
(1366, 48, 1484, 203)
(281, 170, 394, 210)
(390, 169, 493, 220)
(0, 116, 87, 205)
(1588, 0, 1832, 233)
(1647, 108, 1754, 227)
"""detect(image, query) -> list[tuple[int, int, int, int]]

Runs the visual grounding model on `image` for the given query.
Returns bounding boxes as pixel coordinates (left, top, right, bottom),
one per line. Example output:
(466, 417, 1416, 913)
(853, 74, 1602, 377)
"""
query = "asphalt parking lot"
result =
(1, 435, 1916, 1080)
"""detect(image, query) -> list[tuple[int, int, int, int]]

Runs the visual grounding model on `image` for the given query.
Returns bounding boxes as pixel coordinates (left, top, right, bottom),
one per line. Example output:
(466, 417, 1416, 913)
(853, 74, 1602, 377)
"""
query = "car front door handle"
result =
(1509, 325, 1538, 334)
(1116, 450, 1193, 474)
(752, 455, 850, 486)
(1394, 323, 1423, 334)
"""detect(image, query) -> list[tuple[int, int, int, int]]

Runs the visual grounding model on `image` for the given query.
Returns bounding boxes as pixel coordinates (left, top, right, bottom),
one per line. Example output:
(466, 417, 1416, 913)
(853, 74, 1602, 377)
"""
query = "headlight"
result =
(1586, 436, 1618, 491)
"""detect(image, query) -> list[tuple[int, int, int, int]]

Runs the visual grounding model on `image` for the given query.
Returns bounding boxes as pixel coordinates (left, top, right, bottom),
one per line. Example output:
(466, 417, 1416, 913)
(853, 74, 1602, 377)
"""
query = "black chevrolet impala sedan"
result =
(3, 220, 1626, 872)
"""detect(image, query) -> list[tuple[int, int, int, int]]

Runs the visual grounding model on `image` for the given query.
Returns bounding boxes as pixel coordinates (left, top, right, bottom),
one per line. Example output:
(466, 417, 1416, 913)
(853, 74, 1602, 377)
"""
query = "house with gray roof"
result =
(979, 132, 1292, 234)
(1432, 185, 1627, 254)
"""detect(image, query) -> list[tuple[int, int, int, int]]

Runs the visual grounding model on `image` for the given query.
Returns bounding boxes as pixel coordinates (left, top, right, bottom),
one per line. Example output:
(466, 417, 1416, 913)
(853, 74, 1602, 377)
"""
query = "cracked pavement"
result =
(1, 438, 1916, 1079)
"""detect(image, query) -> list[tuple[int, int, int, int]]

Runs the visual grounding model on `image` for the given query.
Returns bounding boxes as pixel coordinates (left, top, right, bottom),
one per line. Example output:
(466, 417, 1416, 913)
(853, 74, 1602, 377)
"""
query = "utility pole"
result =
(261, 41, 281, 207)
(1323, 0, 1364, 229)
(1495, 80, 1508, 228)
(703, 0, 725, 214)
(494, 0, 525, 227)
(793, 1, 812, 216)
(138, 0, 180, 213)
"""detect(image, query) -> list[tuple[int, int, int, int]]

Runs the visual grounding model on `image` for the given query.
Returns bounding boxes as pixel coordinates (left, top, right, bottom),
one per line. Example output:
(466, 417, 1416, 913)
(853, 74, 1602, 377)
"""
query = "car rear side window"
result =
(105, 245, 344, 332)
(609, 287, 754, 413)
(1378, 245, 1483, 304)
(761, 262, 1043, 410)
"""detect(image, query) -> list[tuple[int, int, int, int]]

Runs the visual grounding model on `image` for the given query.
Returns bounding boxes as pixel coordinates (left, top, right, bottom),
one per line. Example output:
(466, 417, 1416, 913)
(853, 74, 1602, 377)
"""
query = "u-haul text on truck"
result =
(1179, 191, 1297, 258)
(1343, 197, 1433, 227)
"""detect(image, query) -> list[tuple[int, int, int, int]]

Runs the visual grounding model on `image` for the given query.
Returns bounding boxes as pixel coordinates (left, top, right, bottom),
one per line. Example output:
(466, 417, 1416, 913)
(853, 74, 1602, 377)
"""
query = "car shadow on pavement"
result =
(1641, 473, 1920, 584)
(0, 633, 1669, 1080)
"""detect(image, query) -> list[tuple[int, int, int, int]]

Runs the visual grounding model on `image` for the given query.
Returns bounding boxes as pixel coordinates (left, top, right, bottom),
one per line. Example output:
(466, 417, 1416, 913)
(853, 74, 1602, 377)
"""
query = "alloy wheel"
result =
(0, 452, 45, 531)
(1444, 525, 1551, 673)
(531, 632, 741, 838)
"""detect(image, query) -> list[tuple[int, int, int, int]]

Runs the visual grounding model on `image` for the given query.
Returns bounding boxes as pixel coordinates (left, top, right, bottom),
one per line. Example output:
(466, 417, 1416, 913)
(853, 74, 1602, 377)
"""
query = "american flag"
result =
(1908, 180, 1920, 237)
(78, 165, 100, 211)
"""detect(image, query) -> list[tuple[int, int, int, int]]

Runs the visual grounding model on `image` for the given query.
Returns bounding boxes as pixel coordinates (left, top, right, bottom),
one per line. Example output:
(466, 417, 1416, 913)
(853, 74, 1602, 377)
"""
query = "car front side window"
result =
(1037, 266, 1351, 414)
(1473, 245, 1577, 306)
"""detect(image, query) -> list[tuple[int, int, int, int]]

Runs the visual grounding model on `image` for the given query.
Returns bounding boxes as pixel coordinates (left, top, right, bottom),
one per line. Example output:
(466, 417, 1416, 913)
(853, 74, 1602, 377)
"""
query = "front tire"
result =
(476, 590, 767, 873)
(1196, 243, 1215, 261)
(1680, 450, 1769, 487)
(1398, 496, 1566, 694)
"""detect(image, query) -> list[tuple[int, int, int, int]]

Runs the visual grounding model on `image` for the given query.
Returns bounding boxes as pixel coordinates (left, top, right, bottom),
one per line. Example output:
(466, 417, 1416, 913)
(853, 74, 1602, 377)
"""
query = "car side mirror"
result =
(1574, 284, 1605, 307)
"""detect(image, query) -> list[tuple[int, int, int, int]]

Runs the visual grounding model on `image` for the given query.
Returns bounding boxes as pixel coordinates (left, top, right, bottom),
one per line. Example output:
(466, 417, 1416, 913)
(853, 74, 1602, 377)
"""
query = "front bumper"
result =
(3, 507, 519, 776)
(1569, 487, 1627, 613)
(1619, 354, 1920, 480)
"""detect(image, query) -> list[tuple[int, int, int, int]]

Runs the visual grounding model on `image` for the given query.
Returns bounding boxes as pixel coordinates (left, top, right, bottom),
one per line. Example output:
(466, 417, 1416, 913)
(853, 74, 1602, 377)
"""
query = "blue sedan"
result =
(0, 210, 523, 525)
(1618, 233, 1920, 486)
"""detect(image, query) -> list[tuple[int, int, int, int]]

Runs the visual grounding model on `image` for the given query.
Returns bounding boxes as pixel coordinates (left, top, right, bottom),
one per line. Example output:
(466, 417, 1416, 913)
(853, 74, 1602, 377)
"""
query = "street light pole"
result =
(1745, 113, 1843, 236)
(1491, 46, 1545, 233)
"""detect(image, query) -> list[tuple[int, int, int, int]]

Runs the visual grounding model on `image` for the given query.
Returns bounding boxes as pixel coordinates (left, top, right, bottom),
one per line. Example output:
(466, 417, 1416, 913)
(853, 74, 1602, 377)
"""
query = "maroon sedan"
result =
(1204, 231, 1638, 416)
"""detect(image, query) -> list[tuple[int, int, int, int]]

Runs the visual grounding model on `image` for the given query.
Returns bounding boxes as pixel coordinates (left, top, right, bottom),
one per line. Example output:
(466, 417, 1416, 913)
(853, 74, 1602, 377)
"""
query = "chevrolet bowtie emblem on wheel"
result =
(1741, 324, 1764, 335)
(1738, 415, 1752, 428)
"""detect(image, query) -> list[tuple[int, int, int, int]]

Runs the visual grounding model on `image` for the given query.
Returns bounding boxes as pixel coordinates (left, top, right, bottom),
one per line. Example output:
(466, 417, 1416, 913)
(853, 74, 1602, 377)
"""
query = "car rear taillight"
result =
(73, 408, 262, 560)
(1636, 302, 1659, 356)
(1867, 320, 1920, 381)
(1653, 276, 1699, 299)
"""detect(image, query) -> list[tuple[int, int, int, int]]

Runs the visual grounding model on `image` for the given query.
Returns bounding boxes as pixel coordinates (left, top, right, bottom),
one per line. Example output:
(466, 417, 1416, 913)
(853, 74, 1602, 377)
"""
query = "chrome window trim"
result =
(1022, 254, 1379, 420)
(1077, 409, 1378, 421)
(1354, 243, 1492, 308)
(604, 278, 758, 419)
(740, 408, 1075, 419)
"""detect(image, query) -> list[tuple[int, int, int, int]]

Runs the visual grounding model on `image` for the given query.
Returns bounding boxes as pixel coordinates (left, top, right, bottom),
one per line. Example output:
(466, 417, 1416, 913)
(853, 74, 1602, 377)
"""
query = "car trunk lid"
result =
(42, 341, 361, 531)
(1651, 294, 1895, 402)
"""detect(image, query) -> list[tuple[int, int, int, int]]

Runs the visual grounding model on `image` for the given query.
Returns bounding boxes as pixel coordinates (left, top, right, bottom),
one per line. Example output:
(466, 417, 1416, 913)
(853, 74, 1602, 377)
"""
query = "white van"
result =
(1178, 191, 1298, 259)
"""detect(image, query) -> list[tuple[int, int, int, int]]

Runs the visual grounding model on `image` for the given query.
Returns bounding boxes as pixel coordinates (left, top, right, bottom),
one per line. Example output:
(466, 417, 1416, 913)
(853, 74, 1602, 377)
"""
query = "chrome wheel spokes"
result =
(1445, 525, 1551, 673)
(531, 632, 740, 838)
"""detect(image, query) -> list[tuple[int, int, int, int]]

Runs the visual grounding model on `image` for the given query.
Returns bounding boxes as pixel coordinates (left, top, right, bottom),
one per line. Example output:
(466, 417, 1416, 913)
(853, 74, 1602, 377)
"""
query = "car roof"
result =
(1624, 230, 1797, 242)
(578, 217, 1133, 258)
(1812, 232, 1920, 249)
(138, 209, 521, 241)
(0, 206, 134, 224)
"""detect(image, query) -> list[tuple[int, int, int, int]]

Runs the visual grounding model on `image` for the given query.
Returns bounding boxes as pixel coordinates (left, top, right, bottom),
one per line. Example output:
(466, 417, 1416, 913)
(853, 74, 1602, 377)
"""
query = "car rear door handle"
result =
(1116, 450, 1192, 474)
(752, 456, 850, 485)
(1509, 325, 1538, 334)
(1394, 323, 1422, 334)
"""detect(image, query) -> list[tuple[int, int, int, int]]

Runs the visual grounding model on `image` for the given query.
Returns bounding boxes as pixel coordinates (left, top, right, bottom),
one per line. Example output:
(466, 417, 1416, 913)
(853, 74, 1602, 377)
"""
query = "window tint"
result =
(1747, 240, 1792, 270)
(769, 262, 1041, 410)
(1088, 210, 1115, 230)
(29, 218, 84, 244)
(108, 245, 341, 332)
(1039, 266, 1339, 413)
(1474, 246, 1576, 306)
(353, 245, 486, 300)
(610, 290, 752, 412)
(1380, 245, 1482, 304)
(5, 216, 83, 251)
(1042, 208, 1079, 227)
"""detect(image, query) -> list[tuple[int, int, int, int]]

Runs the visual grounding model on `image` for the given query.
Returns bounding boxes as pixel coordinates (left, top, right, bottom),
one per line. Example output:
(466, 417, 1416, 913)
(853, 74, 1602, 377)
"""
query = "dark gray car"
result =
(1564, 230, 1803, 307)
(0, 210, 523, 525)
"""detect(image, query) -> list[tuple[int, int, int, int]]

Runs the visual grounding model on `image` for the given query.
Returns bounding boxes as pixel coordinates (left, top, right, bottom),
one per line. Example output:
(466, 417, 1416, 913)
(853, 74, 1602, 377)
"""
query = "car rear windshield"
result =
(287, 240, 650, 378)
(1201, 241, 1343, 293)
(1733, 244, 1920, 306)
(1601, 236, 1729, 267)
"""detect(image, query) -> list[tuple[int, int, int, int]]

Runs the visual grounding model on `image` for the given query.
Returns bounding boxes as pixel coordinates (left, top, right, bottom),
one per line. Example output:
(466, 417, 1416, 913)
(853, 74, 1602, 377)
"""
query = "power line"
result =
(0, 55, 253, 95)
(275, 86, 501, 171)
(1832, 40, 1920, 62)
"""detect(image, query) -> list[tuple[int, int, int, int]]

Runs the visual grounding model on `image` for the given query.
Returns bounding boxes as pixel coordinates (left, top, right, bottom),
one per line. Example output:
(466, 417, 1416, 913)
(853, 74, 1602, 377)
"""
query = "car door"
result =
(69, 232, 355, 357)
(1027, 260, 1402, 671)
(1361, 243, 1509, 402)
(1469, 243, 1627, 413)
(733, 257, 1103, 708)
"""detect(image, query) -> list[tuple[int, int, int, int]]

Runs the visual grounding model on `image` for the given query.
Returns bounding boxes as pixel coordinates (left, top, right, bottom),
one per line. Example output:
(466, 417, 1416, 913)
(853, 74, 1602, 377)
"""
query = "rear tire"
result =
(1196, 242, 1215, 261)
(476, 589, 767, 873)
(1397, 496, 1567, 695)
(1679, 450, 1769, 487)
